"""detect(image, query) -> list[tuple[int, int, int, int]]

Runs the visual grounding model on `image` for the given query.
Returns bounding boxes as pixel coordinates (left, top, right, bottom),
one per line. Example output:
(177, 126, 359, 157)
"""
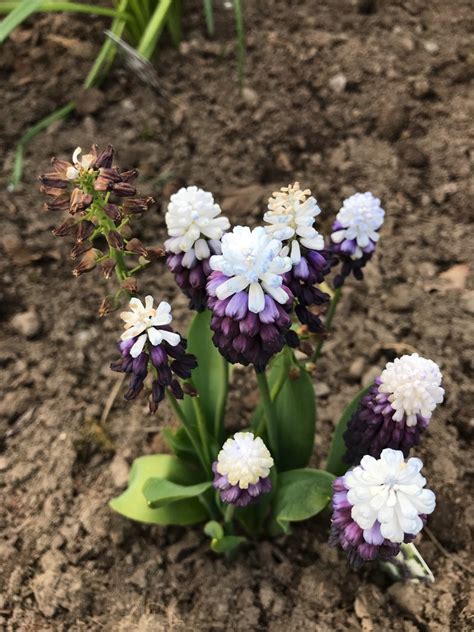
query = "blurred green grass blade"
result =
(0, 0, 42, 42)
(167, 0, 182, 47)
(137, 0, 174, 60)
(10, 101, 75, 190)
(203, 0, 214, 36)
(232, 0, 245, 83)
(0, 2, 126, 19)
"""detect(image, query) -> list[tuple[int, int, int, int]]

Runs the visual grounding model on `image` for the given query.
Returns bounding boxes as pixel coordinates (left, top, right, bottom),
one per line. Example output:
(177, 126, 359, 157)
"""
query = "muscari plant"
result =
(39, 144, 444, 571)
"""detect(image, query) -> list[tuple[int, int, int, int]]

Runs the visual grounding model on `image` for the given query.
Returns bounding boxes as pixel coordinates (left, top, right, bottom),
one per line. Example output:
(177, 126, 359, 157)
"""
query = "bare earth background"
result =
(1, 1, 473, 630)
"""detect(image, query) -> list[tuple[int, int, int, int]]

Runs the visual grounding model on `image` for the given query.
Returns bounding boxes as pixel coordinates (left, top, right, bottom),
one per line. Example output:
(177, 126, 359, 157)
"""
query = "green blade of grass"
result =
(166, 0, 182, 47)
(203, 0, 214, 36)
(137, 0, 174, 60)
(232, 0, 245, 83)
(0, 0, 42, 42)
(0, 2, 127, 20)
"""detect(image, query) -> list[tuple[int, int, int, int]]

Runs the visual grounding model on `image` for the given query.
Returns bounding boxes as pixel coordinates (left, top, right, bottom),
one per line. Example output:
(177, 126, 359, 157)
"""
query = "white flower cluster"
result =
(216, 432, 274, 489)
(264, 183, 324, 264)
(120, 296, 180, 357)
(331, 192, 385, 259)
(345, 448, 436, 543)
(66, 147, 96, 180)
(379, 353, 444, 427)
(165, 186, 230, 266)
(209, 226, 292, 313)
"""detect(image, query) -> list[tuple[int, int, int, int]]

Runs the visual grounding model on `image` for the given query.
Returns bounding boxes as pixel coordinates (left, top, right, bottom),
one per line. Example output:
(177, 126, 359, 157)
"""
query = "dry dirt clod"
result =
(10, 309, 41, 338)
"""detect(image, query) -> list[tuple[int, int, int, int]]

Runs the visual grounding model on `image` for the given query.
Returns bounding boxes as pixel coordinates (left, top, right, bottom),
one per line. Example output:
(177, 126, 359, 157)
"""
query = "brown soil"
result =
(1, 1, 473, 630)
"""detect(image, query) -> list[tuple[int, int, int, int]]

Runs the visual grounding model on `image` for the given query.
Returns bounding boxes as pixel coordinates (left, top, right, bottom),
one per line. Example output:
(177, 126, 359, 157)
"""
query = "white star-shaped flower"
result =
(331, 192, 385, 259)
(165, 186, 230, 262)
(345, 449, 436, 544)
(216, 432, 274, 489)
(264, 183, 324, 264)
(120, 296, 180, 358)
(209, 226, 292, 313)
(379, 353, 444, 427)
(66, 146, 96, 180)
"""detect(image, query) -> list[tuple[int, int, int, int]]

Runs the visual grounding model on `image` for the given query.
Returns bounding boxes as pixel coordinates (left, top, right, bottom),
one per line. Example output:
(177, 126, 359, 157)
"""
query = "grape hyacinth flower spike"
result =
(165, 186, 230, 311)
(330, 192, 385, 288)
(110, 296, 197, 412)
(329, 449, 436, 568)
(207, 226, 294, 372)
(344, 354, 444, 466)
(265, 183, 331, 334)
(213, 432, 274, 507)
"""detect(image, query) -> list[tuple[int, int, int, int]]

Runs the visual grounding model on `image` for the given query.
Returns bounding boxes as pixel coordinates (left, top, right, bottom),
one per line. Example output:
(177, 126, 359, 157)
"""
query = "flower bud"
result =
(52, 218, 76, 237)
(101, 259, 116, 279)
(72, 248, 100, 276)
(95, 144, 114, 169)
(120, 169, 138, 183)
(103, 203, 122, 221)
(99, 295, 119, 317)
(121, 277, 138, 293)
(39, 173, 68, 189)
(70, 189, 93, 214)
(122, 196, 154, 215)
(76, 220, 95, 242)
(107, 230, 125, 250)
(44, 194, 70, 212)
(112, 182, 137, 197)
(70, 240, 92, 260)
(145, 246, 166, 261)
(125, 238, 148, 257)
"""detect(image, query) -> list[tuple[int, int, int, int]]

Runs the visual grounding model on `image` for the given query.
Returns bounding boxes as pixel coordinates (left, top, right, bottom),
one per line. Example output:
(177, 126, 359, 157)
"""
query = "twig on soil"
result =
(424, 527, 473, 576)
(101, 374, 125, 425)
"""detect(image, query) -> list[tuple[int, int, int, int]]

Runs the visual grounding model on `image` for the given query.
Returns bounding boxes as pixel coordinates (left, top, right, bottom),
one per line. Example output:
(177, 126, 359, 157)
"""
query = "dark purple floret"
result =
(167, 240, 221, 312)
(206, 273, 294, 372)
(212, 462, 272, 507)
(343, 378, 430, 466)
(110, 329, 197, 414)
(329, 220, 377, 288)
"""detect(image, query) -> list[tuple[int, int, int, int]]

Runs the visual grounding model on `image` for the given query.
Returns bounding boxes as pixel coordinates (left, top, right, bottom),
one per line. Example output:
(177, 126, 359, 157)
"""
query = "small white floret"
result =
(331, 192, 384, 259)
(164, 186, 230, 261)
(345, 448, 436, 544)
(120, 296, 180, 357)
(216, 432, 274, 488)
(67, 146, 96, 180)
(264, 183, 324, 263)
(379, 353, 444, 426)
(209, 226, 292, 313)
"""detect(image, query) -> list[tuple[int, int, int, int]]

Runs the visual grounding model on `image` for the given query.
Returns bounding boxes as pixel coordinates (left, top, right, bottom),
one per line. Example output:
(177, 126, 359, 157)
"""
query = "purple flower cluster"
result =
(111, 332, 197, 413)
(343, 354, 444, 466)
(207, 274, 294, 372)
(212, 462, 272, 507)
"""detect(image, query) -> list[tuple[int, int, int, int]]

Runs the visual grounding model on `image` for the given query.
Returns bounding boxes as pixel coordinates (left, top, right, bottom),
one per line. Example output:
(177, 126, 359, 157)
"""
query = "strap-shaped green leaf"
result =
(325, 385, 371, 477)
(210, 535, 246, 554)
(109, 454, 207, 525)
(143, 478, 212, 508)
(272, 468, 334, 533)
(274, 363, 316, 470)
(180, 310, 229, 442)
(0, 0, 42, 42)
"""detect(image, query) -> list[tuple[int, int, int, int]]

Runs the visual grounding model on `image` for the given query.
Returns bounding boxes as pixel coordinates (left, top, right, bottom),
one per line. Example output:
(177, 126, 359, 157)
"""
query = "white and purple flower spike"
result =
(212, 432, 274, 507)
(112, 296, 197, 413)
(330, 448, 436, 568)
(165, 186, 230, 311)
(343, 353, 444, 465)
(265, 183, 331, 334)
(207, 226, 295, 371)
(330, 192, 385, 287)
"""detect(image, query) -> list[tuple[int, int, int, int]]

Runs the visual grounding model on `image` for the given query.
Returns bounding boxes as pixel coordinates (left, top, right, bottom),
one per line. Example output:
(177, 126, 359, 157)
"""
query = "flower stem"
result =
(224, 504, 235, 531)
(256, 370, 279, 463)
(166, 391, 208, 475)
(312, 287, 342, 362)
(191, 391, 212, 469)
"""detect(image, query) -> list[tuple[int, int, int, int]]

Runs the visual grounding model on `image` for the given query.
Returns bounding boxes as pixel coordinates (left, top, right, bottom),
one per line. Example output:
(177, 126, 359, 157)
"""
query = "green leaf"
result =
(203, 0, 214, 36)
(181, 310, 229, 441)
(143, 478, 212, 508)
(109, 454, 208, 525)
(272, 468, 334, 533)
(250, 349, 289, 430)
(0, 0, 41, 43)
(274, 363, 316, 470)
(326, 385, 371, 477)
(210, 535, 246, 554)
(162, 426, 199, 463)
(204, 520, 223, 540)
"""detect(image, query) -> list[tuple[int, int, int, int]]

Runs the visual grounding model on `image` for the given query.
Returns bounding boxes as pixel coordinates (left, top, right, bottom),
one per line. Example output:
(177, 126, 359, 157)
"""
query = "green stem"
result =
(136, 0, 174, 60)
(0, 2, 128, 18)
(224, 504, 235, 531)
(256, 370, 279, 462)
(191, 392, 212, 469)
(312, 287, 342, 362)
(166, 391, 208, 474)
(255, 347, 291, 436)
(215, 360, 229, 440)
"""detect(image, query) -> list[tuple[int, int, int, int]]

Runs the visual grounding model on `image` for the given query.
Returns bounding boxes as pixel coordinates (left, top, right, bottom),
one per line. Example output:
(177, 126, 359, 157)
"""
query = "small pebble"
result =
(329, 73, 347, 93)
(11, 309, 41, 338)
